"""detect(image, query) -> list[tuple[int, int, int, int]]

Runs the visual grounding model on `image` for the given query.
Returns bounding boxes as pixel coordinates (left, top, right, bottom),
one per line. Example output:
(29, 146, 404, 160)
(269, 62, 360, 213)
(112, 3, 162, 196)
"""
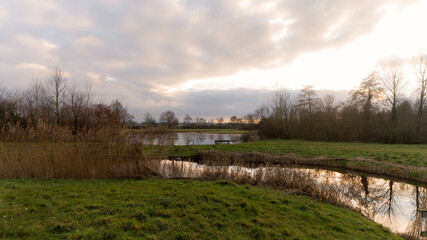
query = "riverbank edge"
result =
(194, 150, 427, 184)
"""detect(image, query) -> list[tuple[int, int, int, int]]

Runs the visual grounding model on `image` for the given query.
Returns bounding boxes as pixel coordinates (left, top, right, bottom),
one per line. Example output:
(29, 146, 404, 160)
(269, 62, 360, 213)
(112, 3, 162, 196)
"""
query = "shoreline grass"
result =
(170, 139, 427, 166)
(0, 178, 400, 240)
(161, 139, 427, 182)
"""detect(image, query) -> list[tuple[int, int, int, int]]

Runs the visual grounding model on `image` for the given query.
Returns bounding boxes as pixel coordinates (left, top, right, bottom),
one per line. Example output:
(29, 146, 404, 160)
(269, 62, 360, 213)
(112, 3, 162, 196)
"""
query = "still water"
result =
(138, 132, 243, 145)
(160, 160, 427, 237)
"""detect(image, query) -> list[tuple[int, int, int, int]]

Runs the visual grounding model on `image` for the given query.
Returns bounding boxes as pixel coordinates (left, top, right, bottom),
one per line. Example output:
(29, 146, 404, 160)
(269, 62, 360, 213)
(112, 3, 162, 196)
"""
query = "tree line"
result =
(255, 55, 427, 144)
(0, 67, 134, 136)
(142, 110, 256, 130)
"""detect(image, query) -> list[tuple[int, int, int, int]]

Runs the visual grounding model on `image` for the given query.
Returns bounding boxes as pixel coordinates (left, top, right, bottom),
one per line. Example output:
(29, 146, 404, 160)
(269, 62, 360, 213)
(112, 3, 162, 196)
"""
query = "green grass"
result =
(173, 129, 252, 134)
(168, 139, 427, 167)
(0, 179, 399, 240)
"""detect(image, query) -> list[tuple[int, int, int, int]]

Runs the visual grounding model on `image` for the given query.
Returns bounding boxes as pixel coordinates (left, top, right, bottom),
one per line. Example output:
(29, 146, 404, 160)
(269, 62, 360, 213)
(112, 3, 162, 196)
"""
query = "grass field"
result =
(0, 179, 399, 240)
(169, 139, 427, 167)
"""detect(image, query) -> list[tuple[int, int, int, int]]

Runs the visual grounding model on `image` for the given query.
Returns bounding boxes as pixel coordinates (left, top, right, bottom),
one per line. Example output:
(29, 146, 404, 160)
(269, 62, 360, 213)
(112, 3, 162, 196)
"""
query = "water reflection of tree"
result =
(183, 133, 192, 145)
(303, 170, 404, 226)
(338, 173, 378, 216)
(304, 169, 370, 211)
(317, 173, 418, 233)
(373, 181, 402, 225)
(196, 133, 206, 143)
(209, 134, 215, 141)
(405, 185, 427, 238)
(150, 132, 178, 146)
(361, 176, 369, 207)
(356, 176, 383, 221)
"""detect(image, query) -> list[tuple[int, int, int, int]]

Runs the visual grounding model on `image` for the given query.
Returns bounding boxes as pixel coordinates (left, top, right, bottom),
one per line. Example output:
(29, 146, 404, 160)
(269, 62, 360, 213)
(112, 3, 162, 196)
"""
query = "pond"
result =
(159, 160, 427, 237)
(136, 132, 243, 145)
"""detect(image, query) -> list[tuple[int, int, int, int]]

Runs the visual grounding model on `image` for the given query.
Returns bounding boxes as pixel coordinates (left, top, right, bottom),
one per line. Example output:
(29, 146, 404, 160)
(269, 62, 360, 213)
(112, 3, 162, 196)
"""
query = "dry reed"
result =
(0, 142, 159, 179)
(0, 122, 162, 179)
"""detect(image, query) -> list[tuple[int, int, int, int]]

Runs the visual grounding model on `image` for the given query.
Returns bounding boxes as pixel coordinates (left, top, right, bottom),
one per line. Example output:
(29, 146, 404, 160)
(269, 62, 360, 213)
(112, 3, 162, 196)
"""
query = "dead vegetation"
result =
(194, 150, 427, 183)
(0, 124, 160, 179)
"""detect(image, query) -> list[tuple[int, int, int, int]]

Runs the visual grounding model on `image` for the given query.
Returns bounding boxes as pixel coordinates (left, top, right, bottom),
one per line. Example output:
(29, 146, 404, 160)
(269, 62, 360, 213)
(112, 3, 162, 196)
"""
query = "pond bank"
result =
(160, 159, 427, 238)
(194, 150, 427, 184)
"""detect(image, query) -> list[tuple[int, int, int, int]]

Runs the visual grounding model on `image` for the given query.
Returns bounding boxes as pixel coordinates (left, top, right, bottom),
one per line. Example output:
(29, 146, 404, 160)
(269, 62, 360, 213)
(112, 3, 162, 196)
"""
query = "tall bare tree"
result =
(110, 99, 134, 125)
(216, 116, 224, 126)
(350, 71, 383, 139)
(351, 71, 382, 115)
(66, 83, 86, 134)
(82, 81, 94, 132)
(143, 112, 157, 126)
(378, 57, 406, 126)
(297, 85, 320, 116)
(412, 54, 427, 136)
(43, 67, 67, 126)
(159, 110, 178, 128)
(183, 114, 192, 126)
(23, 79, 44, 127)
(271, 87, 292, 138)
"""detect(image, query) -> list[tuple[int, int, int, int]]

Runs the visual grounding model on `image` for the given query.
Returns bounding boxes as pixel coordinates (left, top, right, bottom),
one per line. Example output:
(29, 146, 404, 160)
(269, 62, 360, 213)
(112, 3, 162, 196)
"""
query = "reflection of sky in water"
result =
(159, 160, 427, 236)
(142, 132, 243, 145)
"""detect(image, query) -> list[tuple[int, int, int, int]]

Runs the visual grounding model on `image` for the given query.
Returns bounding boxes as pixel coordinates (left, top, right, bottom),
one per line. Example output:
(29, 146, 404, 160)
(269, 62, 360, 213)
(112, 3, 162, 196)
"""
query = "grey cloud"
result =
(0, 0, 417, 118)
(0, 0, 419, 86)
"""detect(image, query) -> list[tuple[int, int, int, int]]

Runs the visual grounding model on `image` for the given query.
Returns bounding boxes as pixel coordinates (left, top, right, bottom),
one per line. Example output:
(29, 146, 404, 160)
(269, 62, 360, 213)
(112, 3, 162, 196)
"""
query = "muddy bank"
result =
(193, 150, 427, 184)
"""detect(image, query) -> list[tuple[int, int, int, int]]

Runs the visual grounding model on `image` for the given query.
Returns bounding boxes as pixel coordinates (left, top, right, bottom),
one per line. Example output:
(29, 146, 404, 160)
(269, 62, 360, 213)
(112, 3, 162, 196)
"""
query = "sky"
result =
(0, 0, 426, 121)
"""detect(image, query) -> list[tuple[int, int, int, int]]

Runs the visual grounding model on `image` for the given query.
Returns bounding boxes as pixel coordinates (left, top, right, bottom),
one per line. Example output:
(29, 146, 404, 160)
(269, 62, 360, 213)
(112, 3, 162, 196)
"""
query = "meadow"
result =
(168, 139, 427, 167)
(0, 179, 400, 240)
(0, 129, 417, 239)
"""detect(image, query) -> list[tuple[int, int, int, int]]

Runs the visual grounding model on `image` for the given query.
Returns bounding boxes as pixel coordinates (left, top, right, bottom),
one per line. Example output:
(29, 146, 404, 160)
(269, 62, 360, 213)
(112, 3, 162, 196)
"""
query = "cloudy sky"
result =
(1, 0, 426, 121)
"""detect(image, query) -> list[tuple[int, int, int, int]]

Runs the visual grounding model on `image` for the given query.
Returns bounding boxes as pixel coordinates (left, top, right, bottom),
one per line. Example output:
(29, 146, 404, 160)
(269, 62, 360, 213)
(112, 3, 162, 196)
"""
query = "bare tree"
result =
(23, 78, 44, 127)
(0, 87, 20, 127)
(378, 57, 406, 125)
(254, 104, 270, 120)
(412, 54, 427, 136)
(322, 94, 338, 114)
(216, 116, 224, 126)
(183, 114, 192, 126)
(110, 99, 134, 125)
(143, 112, 156, 126)
(296, 85, 320, 116)
(82, 80, 94, 132)
(159, 110, 178, 128)
(66, 83, 86, 134)
(244, 114, 256, 125)
(271, 88, 292, 138)
(195, 116, 207, 126)
(351, 71, 382, 114)
(350, 71, 383, 139)
(43, 67, 67, 126)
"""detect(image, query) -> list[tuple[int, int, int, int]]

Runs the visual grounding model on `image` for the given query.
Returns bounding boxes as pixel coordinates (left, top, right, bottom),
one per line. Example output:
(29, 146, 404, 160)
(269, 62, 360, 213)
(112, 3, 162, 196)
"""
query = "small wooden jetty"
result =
(214, 140, 231, 144)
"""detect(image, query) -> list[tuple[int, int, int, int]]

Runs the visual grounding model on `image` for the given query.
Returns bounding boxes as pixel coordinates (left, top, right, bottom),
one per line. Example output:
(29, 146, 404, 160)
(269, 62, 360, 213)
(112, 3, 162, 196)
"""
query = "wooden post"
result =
(418, 209, 427, 238)
(418, 209, 427, 218)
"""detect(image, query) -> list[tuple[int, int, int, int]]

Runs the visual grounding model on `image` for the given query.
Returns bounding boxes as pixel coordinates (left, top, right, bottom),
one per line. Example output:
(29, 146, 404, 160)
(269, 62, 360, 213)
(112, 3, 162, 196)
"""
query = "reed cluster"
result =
(0, 123, 161, 179)
(0, 142, 160, 179)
